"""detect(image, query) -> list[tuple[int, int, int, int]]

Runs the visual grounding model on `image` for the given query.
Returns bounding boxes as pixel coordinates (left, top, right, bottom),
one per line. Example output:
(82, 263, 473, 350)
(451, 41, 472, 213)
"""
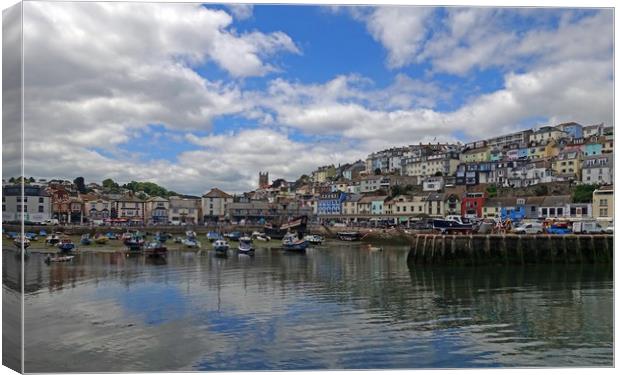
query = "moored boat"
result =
(144, 241, 168, 258)
(264, 216, 308, 240)
(124, 234, 145, 251)
(213, 239, 229, 255)
(207, 231, 221, 242)
(80, 233, 92, 245)
(252, 232, 271, 241)
(432, 215, 475, 234)
(282, 233, 309, 252)
(44, 254, 74, 264)
(25, 232, 39, 241)
(57, 237, 76, 253)
(94, 234, 108, 244)
(303, 234, 323, 245)
(238, 238, 254, 255)
(337, 231, 362, 241)
(182, 237, 201, 248)
(105, 232, 118, 240)
(45, 233, 61, 246)
(13, 235, 31, 249)
(225, 231, 242, 241)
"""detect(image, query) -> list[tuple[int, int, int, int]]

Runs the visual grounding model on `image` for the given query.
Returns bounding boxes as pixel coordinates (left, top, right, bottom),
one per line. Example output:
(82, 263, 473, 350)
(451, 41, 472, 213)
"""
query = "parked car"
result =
(513, 222, 544, 234)
(572, 221, 605, 234)
(604, 224, 613, 234)
(42, 219, 59, 225)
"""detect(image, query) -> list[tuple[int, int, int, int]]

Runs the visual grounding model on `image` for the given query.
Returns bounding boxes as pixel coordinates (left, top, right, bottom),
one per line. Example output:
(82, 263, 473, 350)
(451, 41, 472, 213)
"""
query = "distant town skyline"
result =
(4, 2, 613, 194)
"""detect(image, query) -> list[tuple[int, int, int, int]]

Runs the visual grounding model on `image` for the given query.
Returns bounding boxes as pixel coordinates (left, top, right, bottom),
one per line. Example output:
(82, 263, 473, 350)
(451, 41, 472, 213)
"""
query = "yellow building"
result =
(529, 141, 559, 160)
(460, 147, 490, 163)
(531, 126, 568, 143)
(592, 186, 614, 221)
(552, 151, 582, 180)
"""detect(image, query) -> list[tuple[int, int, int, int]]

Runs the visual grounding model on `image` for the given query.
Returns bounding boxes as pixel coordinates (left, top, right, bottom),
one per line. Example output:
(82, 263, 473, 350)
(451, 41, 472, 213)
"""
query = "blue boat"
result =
(25, 232, 39, 241)
(226, 231, 242, 241)
(80, 233, 92, 245)
(154, 232, 168, 243)
(57, 238, 76, 253)
(5, 231, 18, 240)
(105, 232, 117, 240)
(39, 229, 47, 236)
(282, 233, 309, 252)
(207, 231, 221, 242)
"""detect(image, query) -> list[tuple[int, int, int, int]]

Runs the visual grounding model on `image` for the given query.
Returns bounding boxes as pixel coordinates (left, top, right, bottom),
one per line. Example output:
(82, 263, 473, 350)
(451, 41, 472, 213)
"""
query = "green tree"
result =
(486, 184, 497, 198)
(73, 176, 86, 193)
(534, 184, 549, 196)
(572, 184, 599, 203)
(434, 171, 443, 177)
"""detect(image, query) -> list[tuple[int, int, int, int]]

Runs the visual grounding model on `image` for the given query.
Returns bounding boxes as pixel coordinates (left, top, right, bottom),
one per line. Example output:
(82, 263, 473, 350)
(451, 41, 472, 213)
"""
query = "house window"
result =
(600, 208, 608, 216)
(39, 197, 44, 203)
(600, 199, 608, 207)
(2, 205, 5, 212)
(39, 205, 44, 213)
(557, 208, 563, 216)
(541, 208, 548, 216)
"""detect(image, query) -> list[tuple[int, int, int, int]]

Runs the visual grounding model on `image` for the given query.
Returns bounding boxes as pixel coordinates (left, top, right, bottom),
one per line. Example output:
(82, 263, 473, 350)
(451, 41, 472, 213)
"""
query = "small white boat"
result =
(238, 239, 254, 255)
(182, 238, 201, 248)
(252, 232, 271, 241)
(303, 234, 324, 245)
(45, 233, 61, 246)
(44, 254, 74, 263)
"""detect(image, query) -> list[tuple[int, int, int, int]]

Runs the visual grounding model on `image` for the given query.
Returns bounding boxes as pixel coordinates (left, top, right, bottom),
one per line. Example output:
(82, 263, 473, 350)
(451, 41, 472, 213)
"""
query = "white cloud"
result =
(226, 4, 254, 21)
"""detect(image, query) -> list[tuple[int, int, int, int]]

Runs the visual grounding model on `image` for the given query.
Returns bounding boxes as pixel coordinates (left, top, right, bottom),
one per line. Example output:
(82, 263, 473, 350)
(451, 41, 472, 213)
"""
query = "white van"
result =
(42, 218, 59, 225)
(572, 221, 605, 234)
(513, 222, 543, 234)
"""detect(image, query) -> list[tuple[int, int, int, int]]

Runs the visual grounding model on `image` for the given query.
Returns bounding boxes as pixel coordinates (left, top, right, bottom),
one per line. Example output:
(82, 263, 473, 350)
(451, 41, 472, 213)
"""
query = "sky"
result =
(4, 2, 614, 194)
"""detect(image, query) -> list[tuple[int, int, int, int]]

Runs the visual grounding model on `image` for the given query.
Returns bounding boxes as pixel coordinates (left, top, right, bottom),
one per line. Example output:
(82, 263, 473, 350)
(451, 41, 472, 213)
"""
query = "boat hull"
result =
(337, 232, 362, 241)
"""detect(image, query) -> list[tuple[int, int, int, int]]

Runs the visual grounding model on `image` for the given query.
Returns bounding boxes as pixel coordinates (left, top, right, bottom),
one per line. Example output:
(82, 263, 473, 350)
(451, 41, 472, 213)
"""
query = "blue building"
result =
(557, 122, 583, 139)
(317, 192, 347, 216)
(584, 142, 603, 156)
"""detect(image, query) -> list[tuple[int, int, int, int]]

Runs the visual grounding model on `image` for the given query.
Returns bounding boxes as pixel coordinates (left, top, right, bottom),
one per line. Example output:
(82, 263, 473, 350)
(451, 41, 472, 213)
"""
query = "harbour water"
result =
(3, 241, 613, 371)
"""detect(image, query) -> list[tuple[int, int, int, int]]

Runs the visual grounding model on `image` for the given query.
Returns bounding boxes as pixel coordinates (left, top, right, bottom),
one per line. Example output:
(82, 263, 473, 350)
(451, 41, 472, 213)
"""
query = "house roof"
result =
(146, 196, 168, 202)
(344, 194, 363, 202)
(358, 195, 387, 204)
(202, 188, 232, 199)
(484, 197, 517, 207)
(541, 195, 571, 207)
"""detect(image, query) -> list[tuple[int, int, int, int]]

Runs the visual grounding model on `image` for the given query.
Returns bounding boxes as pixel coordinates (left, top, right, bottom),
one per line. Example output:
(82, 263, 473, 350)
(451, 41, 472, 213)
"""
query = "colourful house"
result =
(584, 142, 603, 156)
(461, 192, 486, 218)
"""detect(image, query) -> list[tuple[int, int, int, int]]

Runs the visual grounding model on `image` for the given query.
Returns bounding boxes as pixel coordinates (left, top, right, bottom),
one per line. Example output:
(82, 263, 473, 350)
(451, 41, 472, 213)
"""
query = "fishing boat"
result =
(282, 233, 309, 252)
(94, 234, 108, 244)
(337, 231, 362, 241)
(237, 238, 254, 255)
(303, 234, 324, 245)
(44, 254, 74, 264)
(225, 231, 242, 241)
(185, 230, 197, 239)
(264, 216, 308, 240)
(39, 229, 47, 237)
(5, 231, 18, 239)
(213, 239, 229, 255)
(45, 233, 61, 246)
(432, 215, 475, 234)
(57, 238, 76, 253)
(144, 241, 167, 258)
(105, 232, 118, 240)
(80, 233, 92, 245)
(182, 237, 201, 248)
(13, 235, 31, 249)
(207, 231, 221, 242)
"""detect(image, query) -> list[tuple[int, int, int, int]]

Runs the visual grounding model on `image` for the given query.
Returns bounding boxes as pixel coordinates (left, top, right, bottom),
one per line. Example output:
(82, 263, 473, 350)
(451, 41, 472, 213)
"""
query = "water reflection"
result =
(15, 244, 613, 372)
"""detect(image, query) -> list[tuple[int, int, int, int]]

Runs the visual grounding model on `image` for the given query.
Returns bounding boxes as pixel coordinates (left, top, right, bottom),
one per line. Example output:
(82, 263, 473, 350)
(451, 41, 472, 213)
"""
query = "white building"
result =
(582, 154, 613, 185)
(201, 188, 233, 222)
(169, 196, 202, 224)
(2, 185, 52, 223)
